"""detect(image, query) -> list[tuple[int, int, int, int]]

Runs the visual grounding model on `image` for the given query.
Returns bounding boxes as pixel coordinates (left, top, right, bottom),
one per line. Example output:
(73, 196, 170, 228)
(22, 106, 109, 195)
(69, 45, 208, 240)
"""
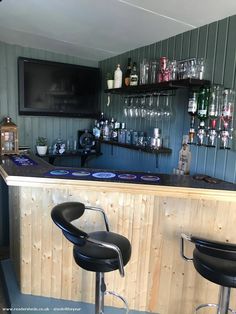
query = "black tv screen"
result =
(18, 57, 100, 118)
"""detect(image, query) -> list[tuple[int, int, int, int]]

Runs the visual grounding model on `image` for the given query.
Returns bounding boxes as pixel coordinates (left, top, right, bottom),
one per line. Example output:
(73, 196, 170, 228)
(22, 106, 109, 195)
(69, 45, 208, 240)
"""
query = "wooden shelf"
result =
(36, 150, 102, 167)
(104, 78, 210, 94)
(100, 140, 172, 154)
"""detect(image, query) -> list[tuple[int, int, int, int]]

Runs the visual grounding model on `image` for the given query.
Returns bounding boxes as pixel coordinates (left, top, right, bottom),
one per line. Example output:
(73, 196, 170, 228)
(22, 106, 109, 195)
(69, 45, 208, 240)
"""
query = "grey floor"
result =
(0, 257, 155, 314)
(0, 247, 9, 311)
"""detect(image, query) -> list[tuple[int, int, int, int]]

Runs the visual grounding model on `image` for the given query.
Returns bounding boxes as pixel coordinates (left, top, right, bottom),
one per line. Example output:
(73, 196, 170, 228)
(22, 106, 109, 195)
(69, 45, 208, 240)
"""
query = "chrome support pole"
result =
(217, 286, 231, 314)
(95, 272, 106, 314)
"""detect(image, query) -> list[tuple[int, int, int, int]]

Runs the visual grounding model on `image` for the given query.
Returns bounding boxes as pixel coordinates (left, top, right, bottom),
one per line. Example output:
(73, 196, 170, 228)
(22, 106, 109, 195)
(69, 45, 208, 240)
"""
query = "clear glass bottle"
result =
(103, 120, 110, 141)
(130, 62, 138, 86)
(93, 120, 101, 139)
(118, 123, 126, 143)
(114, 64, 122, 88)
(124, 58, 132, 86)
(111, 121, 120, 141)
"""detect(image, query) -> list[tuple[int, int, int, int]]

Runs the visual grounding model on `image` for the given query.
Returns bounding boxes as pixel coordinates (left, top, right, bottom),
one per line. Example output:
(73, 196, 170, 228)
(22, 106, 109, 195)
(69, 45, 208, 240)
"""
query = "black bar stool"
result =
(181, 233, 236, 314)
(51, 202, 131, 314)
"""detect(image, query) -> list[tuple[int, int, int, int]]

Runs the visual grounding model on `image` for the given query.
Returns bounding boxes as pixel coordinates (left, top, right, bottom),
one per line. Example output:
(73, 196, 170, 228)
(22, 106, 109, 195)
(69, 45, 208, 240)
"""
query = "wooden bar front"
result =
(4, 172, 236, 314)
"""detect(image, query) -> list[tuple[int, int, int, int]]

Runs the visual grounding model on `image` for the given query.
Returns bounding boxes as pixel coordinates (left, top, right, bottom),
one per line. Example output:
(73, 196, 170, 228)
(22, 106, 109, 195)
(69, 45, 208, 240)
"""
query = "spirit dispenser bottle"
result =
(187, 91, 198, 144)
(219, 88, 235, 149)
(207, 85, 221, 147)
(124, 58, 132, 86)
(196, 87, 210, 145)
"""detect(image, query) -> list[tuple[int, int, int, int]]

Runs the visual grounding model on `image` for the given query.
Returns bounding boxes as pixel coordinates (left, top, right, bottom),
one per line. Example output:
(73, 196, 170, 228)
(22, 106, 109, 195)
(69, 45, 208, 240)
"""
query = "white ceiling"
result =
(0, 0, 236, 65)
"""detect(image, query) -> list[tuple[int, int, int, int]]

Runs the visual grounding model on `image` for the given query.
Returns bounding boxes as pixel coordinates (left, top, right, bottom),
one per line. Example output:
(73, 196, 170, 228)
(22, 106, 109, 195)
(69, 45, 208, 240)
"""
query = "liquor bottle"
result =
(221, 89, 234, 129)
(124, 58, 132, 86)
(188, 91, 198, 144)
(178, 143, 191, 175)
(130, 62, 138, 86)
(99, 112, 105, 125)
(196, 87, 210, 145)
(197, 87, 210, 127)
(207, 85, 221, 147)
(111, 121, 120, 141)
(118, 123, 126, 143)
(219, 89, 235, 149)
(114, 64, 122, 88)
(103, 120, 110, 141)
(92, 120, 101, 139)
(109, 118, 115, 139)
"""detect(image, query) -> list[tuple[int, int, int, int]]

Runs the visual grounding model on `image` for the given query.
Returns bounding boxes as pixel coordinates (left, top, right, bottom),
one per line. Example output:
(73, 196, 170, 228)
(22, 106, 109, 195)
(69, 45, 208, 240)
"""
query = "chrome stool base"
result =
(195, 303, 236, 313)
(195, 286, 236, 314)
(96, 272, 129, 314)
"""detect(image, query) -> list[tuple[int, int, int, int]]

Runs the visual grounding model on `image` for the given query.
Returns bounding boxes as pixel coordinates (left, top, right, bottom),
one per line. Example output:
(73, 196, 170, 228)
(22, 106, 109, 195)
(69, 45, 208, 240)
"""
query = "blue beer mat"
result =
(44, 169, 160, 184)
(10, 155, 38, 166)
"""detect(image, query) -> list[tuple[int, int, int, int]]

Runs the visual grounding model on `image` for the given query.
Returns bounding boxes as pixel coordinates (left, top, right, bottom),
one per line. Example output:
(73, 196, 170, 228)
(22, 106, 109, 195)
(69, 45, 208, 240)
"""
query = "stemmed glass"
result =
(146, 95, 154, 120)
(162, 96, 172, 119)
(123, 97, 129, 117)
(140, 96, 147, 118)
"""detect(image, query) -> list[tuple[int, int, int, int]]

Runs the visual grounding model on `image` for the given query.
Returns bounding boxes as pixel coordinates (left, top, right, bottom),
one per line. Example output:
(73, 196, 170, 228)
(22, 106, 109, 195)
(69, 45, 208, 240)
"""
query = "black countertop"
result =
(0, 154, 236, 192)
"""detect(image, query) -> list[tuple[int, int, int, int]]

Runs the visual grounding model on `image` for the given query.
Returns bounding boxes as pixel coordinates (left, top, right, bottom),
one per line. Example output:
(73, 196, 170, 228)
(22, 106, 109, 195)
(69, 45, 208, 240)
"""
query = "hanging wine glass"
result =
(153, 94, 162, 121)
(140, 95, 147, 118)
(134, 96, 139, 117)
(128, 97, 134, 118)
(162, 96, 172, 119)
(146, 95, 154, 120)
(123, 97, 129, 117)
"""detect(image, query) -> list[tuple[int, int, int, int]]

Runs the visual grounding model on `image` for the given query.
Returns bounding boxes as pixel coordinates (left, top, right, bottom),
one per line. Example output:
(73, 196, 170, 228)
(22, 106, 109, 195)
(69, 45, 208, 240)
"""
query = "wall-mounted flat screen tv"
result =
(18, 57, 100, 118)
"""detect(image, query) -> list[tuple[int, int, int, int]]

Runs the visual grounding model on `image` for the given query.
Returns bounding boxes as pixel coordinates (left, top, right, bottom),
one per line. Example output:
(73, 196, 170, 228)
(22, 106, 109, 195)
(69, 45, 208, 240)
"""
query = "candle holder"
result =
(0, 117, 19, 155)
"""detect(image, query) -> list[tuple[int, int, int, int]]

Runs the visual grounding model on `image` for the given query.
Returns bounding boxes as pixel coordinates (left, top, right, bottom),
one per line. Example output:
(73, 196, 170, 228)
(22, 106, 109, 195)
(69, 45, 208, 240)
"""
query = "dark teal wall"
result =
(0, 41, 97, 151)
(90, 15, 236, 183)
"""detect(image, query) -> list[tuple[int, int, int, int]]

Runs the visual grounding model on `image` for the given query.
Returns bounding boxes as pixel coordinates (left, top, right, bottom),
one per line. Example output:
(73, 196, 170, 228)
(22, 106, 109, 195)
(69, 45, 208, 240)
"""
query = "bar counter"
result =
(1, 154, 236, 314)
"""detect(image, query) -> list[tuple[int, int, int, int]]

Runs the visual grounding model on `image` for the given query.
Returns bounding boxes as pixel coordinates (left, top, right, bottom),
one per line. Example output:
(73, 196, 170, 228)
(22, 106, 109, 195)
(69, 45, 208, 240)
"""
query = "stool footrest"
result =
(105, 290, 129, 314)
(195, 303, 236, 313)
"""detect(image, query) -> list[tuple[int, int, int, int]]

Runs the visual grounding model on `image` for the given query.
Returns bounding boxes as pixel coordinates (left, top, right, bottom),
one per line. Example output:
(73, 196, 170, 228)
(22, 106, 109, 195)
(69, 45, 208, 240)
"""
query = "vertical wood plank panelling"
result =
(97, 15, 236, 182)
(181, 31, 191, 59)
(197, 25, 208, 58)
(214, 18, 228, 84)
(224, 16, 236, 89)
(189, 28, 199, 58)
(194, 25, 208, 173)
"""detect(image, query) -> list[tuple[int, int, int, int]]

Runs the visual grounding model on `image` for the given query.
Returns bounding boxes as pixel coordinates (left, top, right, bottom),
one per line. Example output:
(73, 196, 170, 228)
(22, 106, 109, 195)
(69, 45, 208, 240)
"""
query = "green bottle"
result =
(197, 87, 210, 126)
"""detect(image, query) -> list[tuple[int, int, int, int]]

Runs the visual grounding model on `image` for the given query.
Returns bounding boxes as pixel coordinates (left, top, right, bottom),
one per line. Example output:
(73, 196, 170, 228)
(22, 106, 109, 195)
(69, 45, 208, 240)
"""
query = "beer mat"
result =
(10, 155, 38, 166)
(50, 170, 70, 175)
(71, 171, 91, 177)
(44, 169, 161, 184)
(118, 174, 137, 180)
(140, 175, 160, 182)
(92, 172, 116, 179)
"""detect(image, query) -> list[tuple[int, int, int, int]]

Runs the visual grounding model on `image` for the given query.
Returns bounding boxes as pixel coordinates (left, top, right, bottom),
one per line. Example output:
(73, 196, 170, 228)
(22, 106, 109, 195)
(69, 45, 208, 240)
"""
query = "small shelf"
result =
(104, 78, 210, 95)
(100, 140, 172, 154)
(36, 150, 102, 167)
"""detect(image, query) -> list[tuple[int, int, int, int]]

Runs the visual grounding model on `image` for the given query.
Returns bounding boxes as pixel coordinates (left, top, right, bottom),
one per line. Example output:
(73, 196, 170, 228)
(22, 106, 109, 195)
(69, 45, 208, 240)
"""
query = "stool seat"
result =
(181, 233, 236, 314)
(193, 249, 236, 287)
(51, 202, 131, 314)
(73, 231, 131, 273)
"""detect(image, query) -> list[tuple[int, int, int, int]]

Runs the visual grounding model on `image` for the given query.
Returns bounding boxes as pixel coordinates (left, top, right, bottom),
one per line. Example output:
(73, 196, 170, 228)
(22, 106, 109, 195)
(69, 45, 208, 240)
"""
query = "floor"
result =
(0, 247, 9, 311)
(0, 257, 155, 314)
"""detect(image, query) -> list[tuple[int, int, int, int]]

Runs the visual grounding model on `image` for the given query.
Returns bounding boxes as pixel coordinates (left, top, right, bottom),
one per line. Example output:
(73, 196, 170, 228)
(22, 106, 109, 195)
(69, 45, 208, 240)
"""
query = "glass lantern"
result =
(0, 117, 19, 155)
